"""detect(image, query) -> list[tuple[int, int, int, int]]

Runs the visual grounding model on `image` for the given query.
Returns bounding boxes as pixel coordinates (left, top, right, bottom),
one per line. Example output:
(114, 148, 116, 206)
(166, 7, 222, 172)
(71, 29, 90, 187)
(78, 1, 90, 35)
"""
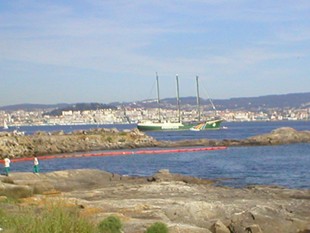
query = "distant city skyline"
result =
(1, 1, 309, 106)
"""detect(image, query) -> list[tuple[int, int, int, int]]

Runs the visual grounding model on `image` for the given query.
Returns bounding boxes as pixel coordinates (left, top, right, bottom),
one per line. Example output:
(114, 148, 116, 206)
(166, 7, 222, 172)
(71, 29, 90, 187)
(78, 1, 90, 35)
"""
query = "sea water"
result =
(4, 121, 310, 189)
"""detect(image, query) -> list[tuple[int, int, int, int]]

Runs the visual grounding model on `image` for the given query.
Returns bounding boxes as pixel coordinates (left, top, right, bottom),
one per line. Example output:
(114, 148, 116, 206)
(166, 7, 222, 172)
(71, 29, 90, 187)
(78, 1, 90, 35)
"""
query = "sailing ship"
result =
(136, 74, 223, 131)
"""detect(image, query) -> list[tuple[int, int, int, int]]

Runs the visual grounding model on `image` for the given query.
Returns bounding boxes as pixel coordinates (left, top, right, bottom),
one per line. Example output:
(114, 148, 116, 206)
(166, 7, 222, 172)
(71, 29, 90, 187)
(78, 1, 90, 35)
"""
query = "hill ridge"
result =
(0, 92, 309, 111)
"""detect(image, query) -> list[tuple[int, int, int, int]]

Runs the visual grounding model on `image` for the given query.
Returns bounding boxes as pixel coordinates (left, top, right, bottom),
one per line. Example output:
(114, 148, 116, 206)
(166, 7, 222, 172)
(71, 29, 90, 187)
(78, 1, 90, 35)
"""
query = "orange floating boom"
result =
(2, 146, 227, 163)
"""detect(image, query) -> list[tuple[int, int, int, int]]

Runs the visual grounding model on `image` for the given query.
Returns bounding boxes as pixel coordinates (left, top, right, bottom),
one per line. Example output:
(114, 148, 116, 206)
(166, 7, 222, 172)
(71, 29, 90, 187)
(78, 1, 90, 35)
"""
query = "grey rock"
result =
(1, 169, 309, 233)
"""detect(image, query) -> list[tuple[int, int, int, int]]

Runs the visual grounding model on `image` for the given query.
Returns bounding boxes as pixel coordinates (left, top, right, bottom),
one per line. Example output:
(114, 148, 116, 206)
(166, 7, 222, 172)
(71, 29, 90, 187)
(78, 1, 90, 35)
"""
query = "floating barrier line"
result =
(4, 146, 227, 163)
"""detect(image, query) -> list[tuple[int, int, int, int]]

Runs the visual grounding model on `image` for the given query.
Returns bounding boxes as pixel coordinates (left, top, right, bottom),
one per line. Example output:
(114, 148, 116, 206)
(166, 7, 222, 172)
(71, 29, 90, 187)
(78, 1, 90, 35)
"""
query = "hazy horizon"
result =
(1, 91, 309, 108)
(1, 1, 309, 106)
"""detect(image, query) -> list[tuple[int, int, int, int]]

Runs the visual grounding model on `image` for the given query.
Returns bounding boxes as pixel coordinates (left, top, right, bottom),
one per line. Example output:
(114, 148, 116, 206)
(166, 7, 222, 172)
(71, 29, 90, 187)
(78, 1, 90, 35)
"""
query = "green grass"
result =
(0, 202, 96, 233)
(106, 136, 113, 142)
(0, 201, 125, 233)
(97, 215, 123, 233)
(145, 222, 169, 233)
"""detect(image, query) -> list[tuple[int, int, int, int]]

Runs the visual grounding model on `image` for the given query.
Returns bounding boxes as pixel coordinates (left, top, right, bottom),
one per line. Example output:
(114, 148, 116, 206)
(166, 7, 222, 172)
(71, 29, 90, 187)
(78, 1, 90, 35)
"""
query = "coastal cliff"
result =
(0, 127, 310, 159)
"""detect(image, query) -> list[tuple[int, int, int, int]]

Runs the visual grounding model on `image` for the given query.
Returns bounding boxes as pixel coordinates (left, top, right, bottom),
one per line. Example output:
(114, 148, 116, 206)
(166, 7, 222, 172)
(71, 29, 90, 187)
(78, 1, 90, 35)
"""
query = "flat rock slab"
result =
(1, 169, 309, 233)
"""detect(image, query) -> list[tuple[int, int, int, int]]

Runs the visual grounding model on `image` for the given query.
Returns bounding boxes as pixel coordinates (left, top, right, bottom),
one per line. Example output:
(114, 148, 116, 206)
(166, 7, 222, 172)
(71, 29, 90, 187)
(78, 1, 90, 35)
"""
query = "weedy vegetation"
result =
(0, 202, 124, 233)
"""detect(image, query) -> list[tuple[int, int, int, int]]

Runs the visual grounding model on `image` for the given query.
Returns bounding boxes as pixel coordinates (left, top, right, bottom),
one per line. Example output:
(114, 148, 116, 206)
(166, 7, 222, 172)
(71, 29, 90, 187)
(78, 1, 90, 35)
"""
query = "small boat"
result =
(137, 74, 223, 131)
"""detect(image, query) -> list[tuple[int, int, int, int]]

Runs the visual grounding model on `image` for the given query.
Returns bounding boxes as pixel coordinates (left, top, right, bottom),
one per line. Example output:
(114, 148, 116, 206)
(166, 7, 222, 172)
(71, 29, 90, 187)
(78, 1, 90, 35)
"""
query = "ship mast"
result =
(196, 76, 201, 122)
(176, 74, 181, 123)
(156, 72, 161, 122)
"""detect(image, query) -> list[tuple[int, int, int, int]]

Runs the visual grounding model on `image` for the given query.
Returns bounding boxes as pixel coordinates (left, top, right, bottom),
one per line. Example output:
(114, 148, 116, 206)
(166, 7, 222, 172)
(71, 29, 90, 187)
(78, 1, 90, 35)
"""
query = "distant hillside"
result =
(1, 92, 309, 112)
(128, 92, 310, 111)
(0, 103, 70, 111)
(213, 92, 310, 110)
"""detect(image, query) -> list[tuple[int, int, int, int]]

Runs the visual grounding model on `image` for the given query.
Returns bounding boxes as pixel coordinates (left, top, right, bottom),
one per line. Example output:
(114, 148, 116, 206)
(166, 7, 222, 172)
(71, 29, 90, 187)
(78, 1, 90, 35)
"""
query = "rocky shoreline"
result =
(0, 127, 310, 232)
(0, 128, 157, 158)
(0, 127, 310, 159)
(0, 169, 309, 233)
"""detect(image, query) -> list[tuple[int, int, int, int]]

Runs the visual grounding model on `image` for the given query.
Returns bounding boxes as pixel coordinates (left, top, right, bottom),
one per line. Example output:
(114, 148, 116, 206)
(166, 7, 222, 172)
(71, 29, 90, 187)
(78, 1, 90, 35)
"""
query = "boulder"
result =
(245, 224, 263, 233)
(210, 220, 230, 233)
(248, 127, 310, 145)
(150, 169, 214, 185)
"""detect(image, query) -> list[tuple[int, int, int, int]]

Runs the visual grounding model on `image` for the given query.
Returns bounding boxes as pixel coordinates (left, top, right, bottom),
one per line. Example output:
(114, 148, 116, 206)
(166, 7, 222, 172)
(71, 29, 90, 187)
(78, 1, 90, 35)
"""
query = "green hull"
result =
(137, 119, 223, 131)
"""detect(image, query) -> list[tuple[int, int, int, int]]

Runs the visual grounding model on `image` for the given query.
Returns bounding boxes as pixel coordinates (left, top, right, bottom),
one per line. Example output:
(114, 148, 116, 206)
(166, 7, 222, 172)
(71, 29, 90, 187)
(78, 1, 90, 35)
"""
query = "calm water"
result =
(4, 121, 310, 189)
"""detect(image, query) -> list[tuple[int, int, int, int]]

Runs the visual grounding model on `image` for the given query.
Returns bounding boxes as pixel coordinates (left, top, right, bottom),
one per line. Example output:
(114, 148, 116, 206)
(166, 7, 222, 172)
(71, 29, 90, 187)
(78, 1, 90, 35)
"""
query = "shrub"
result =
(106, 136, 113, 142)
(98, 215, 122, 233)
(145, 222, 169, 233)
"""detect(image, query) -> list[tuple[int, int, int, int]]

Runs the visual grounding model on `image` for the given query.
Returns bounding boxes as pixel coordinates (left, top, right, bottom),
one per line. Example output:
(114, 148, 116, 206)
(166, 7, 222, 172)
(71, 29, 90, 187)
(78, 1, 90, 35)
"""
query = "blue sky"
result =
(1, 0, 309, 106)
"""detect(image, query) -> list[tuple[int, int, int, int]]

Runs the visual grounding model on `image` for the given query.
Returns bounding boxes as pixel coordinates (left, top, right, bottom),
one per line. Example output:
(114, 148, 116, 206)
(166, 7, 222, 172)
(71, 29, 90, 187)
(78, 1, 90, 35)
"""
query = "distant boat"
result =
(137, 74, 223, 131)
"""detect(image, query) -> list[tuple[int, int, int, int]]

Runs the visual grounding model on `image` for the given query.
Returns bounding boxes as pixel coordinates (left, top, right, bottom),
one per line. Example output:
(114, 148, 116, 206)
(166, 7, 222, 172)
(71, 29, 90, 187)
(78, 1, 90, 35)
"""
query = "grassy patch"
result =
(146, 222, 169, 233)
(0, 202, 95, 233)
(97, 215, 122, 233)
(0, 201, 126, 233)
(106, 136, 113, 143)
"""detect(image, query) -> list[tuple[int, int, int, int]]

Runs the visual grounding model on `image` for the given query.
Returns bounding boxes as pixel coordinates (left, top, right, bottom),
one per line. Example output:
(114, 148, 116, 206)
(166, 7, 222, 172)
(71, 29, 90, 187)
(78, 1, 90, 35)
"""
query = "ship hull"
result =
(137, 119, 223, 131)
